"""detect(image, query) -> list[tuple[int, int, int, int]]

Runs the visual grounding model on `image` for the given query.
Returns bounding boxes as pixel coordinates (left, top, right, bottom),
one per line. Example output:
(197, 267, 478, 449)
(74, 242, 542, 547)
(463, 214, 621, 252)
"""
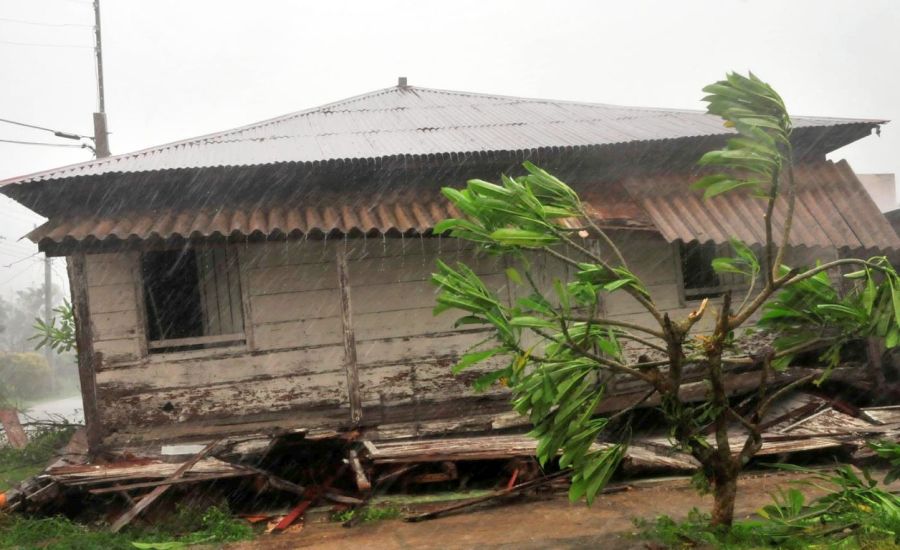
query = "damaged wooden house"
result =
(1, 79, 897, 455)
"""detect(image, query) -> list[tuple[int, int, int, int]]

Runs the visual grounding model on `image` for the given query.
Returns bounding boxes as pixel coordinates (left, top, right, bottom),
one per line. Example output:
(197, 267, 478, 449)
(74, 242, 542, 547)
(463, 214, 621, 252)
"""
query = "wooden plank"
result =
(354, 308, 457, 340)
(69, 253, 103, 452)
(96, 344, 345, 391)
(337, 246, 362, 424)
(252, 318, 343, 351)
(92, 310, 140, 341)
(248, 262, 337, 296)
(85, 253, 135, 287)
(110, 440, 219, 532)
(93, 338, 143, 364)
(97, 368, 348, 432)
(249, 289, 341, 324)
(356, 329, 492, 365)
(88, 283, 137, 314)
(147, 333, 245, 350)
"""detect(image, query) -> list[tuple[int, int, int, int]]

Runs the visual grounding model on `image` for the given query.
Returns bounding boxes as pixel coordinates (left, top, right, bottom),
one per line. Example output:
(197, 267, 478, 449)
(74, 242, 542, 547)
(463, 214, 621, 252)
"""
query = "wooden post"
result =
(336, 246, 362, 424)
(67, 253, 103, 452)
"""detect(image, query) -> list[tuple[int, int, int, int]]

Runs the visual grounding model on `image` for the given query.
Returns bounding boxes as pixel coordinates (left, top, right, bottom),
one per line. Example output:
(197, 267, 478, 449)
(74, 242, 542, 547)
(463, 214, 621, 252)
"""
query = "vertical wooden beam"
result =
(336, 245, 362, 424)
(67, 253, 103, 452)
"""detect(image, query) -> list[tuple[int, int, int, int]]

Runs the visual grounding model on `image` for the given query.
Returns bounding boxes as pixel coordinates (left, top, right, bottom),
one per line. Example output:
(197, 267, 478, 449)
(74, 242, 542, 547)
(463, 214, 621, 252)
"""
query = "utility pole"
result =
(44, 254, 55, 394)
(92, 0, 110, 158)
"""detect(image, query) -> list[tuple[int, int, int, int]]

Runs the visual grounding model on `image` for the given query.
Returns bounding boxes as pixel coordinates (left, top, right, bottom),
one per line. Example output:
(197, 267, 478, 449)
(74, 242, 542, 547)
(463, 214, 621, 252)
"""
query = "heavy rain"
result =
(0, 1, 899, 548)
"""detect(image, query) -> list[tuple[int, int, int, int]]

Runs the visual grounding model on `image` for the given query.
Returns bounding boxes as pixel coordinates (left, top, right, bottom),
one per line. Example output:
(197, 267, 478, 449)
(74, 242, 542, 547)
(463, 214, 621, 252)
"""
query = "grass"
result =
(0, 504, 254, 549)
(635, 462, 900, 549)
(331, 505, 402, 524)
(0, 423, 75, 493)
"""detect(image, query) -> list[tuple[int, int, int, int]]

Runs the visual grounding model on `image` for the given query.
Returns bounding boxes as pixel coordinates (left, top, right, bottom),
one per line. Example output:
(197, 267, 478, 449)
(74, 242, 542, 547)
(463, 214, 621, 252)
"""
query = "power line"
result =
(2, 252, 40, 268)
(0, 138, 88, 148)
(0, 118, 90, 140)
(0, 39, 92, 49)
(0, 17, 92, 28)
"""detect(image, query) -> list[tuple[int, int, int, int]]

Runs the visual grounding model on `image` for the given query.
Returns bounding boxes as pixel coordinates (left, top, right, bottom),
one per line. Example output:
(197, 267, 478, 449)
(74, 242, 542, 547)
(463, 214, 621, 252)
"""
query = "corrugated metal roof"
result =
(29, 187, 651, 244)
(30, 161, 895, 252)
(1, 84, 884, 186)
(625, 160, 900, 250)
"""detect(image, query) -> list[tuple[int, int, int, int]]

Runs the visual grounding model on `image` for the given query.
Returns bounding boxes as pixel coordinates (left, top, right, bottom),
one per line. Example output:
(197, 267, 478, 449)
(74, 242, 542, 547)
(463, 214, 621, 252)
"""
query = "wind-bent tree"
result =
(431, 72, 900, 526)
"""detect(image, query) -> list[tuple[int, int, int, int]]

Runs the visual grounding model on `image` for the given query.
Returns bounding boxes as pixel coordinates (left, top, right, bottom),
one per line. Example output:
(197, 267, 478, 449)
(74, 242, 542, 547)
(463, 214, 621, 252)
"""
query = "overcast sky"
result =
(0, 0, 898, 298)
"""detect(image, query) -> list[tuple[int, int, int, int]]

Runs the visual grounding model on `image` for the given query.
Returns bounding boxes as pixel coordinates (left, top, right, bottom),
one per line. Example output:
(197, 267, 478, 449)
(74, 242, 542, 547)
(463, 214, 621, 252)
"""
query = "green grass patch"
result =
(331, 505, 402, 524)
(0, 423, 75, 493)
(635, 463, 900, 549)
(0, 505, 254, 549)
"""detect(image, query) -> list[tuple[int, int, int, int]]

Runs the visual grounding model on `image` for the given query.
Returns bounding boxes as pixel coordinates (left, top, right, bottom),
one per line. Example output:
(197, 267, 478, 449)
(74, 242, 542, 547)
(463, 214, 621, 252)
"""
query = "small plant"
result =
(636, 465, 900, 548)
(31, 301, 76, 354)
(330, 505, 402, 524)
(869, 440, 900, 485)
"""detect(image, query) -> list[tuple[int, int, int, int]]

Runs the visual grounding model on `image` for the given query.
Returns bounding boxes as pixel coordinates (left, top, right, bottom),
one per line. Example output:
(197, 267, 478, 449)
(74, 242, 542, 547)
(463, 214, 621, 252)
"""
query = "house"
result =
(1, 79, 897, 454)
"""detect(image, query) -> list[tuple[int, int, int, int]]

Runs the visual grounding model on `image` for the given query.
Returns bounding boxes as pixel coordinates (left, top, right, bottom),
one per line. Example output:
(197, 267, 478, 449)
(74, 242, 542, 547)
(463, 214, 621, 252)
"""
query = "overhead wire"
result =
(0, 39, 92, 49)
(0, 17, 91, 28)
(0, 118, 91, 140)
(0, 138, 88, 148)
(2, 252, 41, 268)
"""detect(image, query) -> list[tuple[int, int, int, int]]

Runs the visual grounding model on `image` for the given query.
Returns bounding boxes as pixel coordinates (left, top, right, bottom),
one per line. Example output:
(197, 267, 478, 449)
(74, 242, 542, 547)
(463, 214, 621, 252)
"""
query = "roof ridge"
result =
(0, 83, 886, 187)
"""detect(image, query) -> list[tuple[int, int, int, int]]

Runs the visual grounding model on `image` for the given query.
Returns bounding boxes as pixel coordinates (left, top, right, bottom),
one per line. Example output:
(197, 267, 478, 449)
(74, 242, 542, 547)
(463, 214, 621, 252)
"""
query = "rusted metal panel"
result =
(28, 185, 650, 244)
(626, 161, 900, 250)
(0, 85, 882, 187)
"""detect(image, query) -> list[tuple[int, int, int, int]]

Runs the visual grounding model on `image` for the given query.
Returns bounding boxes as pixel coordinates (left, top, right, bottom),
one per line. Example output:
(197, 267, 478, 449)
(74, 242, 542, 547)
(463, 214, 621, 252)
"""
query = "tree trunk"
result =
(711, 472, 738, 527)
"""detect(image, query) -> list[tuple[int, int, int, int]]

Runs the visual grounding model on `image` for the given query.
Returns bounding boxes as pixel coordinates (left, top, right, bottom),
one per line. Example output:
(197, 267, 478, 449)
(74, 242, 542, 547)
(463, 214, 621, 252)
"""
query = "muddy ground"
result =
(227, 470, 838, 549)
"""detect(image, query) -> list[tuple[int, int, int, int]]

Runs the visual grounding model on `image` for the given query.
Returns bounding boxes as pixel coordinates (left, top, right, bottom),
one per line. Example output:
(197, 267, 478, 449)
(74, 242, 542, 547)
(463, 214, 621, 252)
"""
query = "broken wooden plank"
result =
(348, 449, 371, 492)
(88, 470, 255, 494)
(110, 439, 220, 533)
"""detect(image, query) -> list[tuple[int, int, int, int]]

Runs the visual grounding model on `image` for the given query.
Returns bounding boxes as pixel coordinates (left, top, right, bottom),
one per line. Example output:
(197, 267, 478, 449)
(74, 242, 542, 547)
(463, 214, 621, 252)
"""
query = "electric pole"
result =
(44, 254, 55, 394)
(92, 0, 110, 158)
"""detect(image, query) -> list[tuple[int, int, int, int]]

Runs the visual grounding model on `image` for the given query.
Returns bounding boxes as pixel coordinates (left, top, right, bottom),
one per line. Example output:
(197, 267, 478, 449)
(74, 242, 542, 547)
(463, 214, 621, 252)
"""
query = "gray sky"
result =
(1, 0, 898, 298)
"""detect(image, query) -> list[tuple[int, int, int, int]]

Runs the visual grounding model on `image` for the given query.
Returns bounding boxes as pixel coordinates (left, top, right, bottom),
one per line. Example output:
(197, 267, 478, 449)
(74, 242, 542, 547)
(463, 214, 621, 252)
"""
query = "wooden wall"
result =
(79, 235, 842, 448)
(84, 238, 511, 447)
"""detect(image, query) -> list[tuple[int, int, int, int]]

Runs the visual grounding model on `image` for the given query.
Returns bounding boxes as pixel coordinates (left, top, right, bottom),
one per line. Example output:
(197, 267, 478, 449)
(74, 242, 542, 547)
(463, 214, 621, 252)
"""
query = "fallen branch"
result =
(405, 470, 628, 522)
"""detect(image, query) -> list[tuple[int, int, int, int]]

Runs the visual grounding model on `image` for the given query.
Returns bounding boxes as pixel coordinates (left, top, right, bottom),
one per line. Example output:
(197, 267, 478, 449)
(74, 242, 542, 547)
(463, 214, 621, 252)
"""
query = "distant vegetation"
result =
(0, 286, 79, 407)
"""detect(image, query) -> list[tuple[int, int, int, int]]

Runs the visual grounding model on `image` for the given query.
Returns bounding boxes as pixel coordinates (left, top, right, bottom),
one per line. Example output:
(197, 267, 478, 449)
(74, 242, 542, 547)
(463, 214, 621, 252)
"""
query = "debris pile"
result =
(1, 382, 899, 539)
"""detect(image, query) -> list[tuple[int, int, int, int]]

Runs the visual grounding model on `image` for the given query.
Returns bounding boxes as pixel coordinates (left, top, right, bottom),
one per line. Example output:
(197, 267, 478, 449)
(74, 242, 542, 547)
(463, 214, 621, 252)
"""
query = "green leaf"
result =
(452, 348, 504, 374)
(509, 316, 556, 329)
(489, 228, 558, 247)
(505, 266, 523, 285)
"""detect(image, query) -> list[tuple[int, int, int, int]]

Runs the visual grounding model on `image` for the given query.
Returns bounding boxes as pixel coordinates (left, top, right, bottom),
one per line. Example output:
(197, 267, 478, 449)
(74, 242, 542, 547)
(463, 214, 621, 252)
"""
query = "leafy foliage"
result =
(758, 258, 900, 370)
(638, 466, 900, 548)
(692, 72, 791, 199)
(431, 71, 900, 526)
(869, 440, 900, 485)
(31, 300, 76, 354)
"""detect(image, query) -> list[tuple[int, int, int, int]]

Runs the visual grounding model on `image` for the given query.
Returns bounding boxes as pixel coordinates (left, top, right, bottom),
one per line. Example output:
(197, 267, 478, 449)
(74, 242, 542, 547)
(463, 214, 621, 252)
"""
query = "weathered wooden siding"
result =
(345, 239, 511, 424)
(82, 236, 844, 447)
(85, 239, 515, 444)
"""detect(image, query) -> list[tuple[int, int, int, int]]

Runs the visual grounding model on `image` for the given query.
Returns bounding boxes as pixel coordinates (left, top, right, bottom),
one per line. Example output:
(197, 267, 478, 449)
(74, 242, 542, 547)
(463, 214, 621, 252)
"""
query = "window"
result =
(678, 241, 751, 301)
(141, 246, 245, 352)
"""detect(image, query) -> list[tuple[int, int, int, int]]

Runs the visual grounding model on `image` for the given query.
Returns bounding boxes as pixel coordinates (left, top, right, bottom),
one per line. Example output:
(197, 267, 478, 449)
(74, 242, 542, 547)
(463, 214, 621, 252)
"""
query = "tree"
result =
(431, 72, 900, 527)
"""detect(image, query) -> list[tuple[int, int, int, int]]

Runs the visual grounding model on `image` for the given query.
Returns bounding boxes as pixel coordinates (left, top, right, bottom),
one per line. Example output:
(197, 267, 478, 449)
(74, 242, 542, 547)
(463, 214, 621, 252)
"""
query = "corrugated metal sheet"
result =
(29, 186, 651, 244)
(30, 161, 897, 252)
(1, 85, 883, 186)
(625, 160, 900, 250)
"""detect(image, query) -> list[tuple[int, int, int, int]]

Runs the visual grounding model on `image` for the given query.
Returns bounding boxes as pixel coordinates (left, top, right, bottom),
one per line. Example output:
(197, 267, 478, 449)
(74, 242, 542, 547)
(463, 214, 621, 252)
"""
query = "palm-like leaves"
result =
(693, 72, 791, 199)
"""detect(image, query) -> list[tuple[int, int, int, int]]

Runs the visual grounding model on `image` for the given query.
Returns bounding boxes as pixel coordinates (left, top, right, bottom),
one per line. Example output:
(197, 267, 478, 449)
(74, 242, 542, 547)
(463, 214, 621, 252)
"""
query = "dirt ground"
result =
(227, 470, 834, 549)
